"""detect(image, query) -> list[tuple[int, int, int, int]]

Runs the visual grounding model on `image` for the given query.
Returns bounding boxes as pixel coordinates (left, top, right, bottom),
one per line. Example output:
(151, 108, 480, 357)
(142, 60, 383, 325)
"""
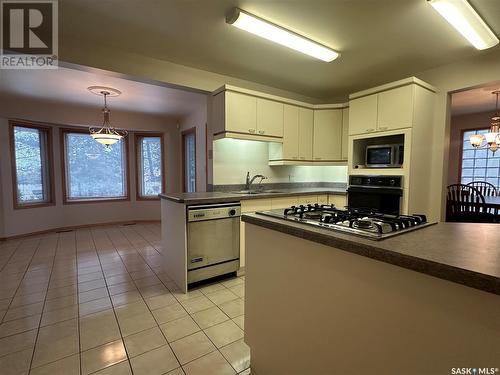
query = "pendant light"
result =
(469, 91, 500, 153)
(88, 86, 127, 147)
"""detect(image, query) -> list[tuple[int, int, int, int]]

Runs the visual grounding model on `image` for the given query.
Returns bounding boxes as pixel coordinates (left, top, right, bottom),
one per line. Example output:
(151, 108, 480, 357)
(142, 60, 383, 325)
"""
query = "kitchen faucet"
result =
(245, 172, 267, 190)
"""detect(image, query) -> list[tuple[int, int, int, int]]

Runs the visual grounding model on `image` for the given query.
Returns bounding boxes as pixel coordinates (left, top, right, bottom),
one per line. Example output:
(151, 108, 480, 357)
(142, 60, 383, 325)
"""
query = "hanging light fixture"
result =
(88, 86, 127, 147)
(469, 91, 500, 153)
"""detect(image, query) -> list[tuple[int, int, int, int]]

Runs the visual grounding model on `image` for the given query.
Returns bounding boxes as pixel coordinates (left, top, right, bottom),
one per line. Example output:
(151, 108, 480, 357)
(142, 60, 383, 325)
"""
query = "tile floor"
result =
(0, 223, 251, 375)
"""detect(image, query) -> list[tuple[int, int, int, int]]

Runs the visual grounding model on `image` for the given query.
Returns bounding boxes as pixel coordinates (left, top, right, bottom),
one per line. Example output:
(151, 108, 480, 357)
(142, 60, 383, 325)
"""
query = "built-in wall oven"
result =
(348, 175, 403, 215)
(186, 202, 240, 284)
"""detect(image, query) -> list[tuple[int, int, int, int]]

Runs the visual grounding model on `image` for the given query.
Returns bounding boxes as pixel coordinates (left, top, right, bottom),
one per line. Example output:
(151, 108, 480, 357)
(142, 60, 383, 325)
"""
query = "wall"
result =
(448, 111, 493, 186)
(213, 138, 347, 185)
(415, 48, 500, 221)
(179, 99, 208, 191)
(0, 94, 184, 238)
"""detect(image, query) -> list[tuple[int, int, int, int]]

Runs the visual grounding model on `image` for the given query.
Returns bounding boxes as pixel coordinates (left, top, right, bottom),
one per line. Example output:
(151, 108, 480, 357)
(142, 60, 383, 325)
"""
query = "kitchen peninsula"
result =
(242, 213, 500, 375)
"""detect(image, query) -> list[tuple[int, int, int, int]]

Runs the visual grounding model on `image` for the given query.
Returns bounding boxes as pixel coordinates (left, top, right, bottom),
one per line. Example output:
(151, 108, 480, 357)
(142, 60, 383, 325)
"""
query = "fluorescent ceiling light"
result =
(226, 8, 339, 62)
(428, 0, 499, 50)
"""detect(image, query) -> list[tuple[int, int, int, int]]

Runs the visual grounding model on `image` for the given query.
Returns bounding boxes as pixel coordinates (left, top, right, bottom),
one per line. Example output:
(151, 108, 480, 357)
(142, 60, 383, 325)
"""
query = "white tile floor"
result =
(0, 223, 251, 375)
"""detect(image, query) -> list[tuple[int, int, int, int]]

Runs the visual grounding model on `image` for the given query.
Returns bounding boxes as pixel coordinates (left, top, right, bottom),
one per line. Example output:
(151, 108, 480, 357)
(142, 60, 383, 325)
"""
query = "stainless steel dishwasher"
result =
(186, 202, 241, 284)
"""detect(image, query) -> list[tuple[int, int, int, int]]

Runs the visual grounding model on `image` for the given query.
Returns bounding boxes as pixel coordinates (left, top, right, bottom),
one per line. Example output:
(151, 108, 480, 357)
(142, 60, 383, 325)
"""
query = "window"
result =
(10, 122, 53, 208)
(182, 129, 196, 192)
(62, 130, 128, 202)
(136, 134, 164, 199)
(461, 129, 500, 188)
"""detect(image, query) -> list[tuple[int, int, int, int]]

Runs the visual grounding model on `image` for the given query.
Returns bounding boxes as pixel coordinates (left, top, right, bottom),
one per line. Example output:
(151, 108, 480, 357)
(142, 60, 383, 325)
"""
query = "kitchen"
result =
(1, 1, 500, 375)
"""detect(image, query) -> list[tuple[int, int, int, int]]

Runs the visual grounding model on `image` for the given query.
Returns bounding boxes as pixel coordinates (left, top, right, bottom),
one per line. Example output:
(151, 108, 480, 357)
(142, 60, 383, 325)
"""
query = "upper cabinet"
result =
(348, 78, 436, 136)
(212, 88, 283, 142)
(313, 109, 343, 161)
(298, 108, 313, 160)
(282, 105, 300, 160)
(341, 107, 349, 160)
(273, 105, 313, 161)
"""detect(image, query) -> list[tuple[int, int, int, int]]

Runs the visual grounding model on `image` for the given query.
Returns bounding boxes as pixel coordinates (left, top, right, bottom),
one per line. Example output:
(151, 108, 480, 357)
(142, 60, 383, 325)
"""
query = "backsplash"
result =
(213, 138, 348, 185)
(210, 181, 347, 192)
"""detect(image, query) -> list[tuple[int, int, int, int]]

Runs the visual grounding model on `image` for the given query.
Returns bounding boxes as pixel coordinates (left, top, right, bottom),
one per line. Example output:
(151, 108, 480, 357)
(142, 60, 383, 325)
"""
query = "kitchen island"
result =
(159, 187, 347, 292)
(242, 213, 500, 375)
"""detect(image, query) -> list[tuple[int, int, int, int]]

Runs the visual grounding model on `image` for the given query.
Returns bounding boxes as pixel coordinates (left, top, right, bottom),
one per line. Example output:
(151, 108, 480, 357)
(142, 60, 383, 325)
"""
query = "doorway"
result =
(182, 128, 196, 192)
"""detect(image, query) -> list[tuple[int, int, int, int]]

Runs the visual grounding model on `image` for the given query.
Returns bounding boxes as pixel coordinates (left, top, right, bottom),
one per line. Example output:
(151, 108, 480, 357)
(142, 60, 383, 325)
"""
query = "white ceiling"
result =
(59, 0, 500, 101)
(451, 81, 500, 116)
(0, 67, 207, 118)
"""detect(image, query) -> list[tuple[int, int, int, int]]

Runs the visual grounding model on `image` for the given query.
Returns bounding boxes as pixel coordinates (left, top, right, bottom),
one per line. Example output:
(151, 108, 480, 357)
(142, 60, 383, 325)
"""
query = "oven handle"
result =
(347, 186, 403, 196)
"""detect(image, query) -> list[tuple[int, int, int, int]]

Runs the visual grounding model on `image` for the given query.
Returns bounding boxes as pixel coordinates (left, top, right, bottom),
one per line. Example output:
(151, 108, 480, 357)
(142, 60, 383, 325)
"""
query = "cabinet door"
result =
(317, 194, 328, 205)
(328, 194, 347, 209)
(282, 105, 299, 160)
(349, 95, 377, 135)
(313, 109, 342, 160)
(241, 199, 272, 213)
(298, 108, 313, 160)
(272, 196, 298, 209)
(257, 98, 284, 137)
(377, 85, 414, 131)
(341, 107, 349, 160)
(226, 92, 257, 134)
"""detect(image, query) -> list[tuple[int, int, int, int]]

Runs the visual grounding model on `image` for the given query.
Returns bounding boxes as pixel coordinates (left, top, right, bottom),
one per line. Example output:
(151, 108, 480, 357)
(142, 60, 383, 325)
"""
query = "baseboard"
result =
(0, 219, 161, 241)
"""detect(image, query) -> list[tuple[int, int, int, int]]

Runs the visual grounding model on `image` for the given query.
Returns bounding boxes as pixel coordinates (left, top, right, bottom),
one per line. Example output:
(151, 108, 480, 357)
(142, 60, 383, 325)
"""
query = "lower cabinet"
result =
(328, 194, 347, 209)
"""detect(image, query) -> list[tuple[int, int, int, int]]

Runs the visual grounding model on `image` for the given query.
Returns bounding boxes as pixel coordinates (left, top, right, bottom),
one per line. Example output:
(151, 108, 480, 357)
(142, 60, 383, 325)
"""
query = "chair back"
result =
(446, 184, 486, 222)
(467, 181, 498, 197)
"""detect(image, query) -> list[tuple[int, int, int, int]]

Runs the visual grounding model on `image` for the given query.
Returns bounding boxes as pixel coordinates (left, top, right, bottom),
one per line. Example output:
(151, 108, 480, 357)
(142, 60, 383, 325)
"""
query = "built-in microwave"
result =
(365, 144, 403, 168)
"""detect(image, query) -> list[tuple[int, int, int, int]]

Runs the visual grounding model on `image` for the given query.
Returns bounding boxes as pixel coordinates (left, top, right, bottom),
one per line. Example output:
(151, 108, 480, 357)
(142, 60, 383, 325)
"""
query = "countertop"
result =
(159, 187, 347, 204)
(242, 213, 500, 295)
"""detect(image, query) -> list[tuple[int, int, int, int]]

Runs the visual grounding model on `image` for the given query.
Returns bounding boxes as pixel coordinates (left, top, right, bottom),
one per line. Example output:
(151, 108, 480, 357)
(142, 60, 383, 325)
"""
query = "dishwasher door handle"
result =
(190, 257, 204, 264)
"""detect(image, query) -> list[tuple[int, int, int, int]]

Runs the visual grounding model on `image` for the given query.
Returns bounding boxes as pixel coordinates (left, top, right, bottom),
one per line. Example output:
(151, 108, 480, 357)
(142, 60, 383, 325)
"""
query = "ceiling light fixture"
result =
(427, 0, 499, 50)
(226, 8, 339, 62)
(469, 91, 500, 154)
(88, 86, 127, 147)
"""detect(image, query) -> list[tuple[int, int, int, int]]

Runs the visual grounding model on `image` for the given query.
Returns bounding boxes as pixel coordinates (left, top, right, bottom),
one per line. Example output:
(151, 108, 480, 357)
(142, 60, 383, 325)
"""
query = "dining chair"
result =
(467, 181, 498, 197)
(446, 184, 495, 223)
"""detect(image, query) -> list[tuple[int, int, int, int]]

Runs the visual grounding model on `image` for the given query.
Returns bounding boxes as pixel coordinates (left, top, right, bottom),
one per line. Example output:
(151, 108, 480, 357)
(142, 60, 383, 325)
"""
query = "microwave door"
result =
(366, 147, 392, 167)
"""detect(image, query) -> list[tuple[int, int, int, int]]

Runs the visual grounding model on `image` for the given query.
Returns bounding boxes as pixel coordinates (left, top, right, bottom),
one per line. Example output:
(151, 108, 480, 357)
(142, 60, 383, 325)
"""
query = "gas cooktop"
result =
(256, 204, 435, 240)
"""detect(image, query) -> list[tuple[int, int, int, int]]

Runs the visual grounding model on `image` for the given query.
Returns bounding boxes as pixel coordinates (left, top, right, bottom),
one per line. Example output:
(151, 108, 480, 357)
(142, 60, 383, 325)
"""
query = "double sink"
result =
(231, 189, 284, 195)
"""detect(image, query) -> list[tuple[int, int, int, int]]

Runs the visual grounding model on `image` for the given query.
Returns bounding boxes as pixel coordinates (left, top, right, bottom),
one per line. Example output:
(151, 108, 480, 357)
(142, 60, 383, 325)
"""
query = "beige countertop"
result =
(159, 187, 347, 205)
(242, 213, 500, 295)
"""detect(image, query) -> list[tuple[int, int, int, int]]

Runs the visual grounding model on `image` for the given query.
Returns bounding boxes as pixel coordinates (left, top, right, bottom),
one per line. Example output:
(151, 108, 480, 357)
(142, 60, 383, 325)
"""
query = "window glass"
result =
(13, 125, 51, 205)
(65, 132, 127, 200)
(138, 136, 163, 197)
(461, 130, 500, 188)
(184, 132, 196, 193)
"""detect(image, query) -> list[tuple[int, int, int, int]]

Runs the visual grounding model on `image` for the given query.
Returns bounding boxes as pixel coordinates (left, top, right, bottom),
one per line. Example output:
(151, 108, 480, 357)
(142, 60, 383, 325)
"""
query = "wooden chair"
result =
(446, 184, 496, 223)
(467, 181, 498, 197)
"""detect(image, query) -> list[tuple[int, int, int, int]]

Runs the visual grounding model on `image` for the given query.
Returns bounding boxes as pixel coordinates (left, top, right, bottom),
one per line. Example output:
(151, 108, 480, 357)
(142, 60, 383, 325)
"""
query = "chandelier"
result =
(88, 86, 127, 146)
(469, 90, 500, 153)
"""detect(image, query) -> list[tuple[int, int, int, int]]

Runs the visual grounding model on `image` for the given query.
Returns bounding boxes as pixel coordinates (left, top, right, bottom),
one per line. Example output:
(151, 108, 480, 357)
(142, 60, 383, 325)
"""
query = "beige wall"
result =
(0, 94, 187, 238)
(448, 111, 492, 186)
(415, 48, 500, 221)
(179, 99, 208, 192)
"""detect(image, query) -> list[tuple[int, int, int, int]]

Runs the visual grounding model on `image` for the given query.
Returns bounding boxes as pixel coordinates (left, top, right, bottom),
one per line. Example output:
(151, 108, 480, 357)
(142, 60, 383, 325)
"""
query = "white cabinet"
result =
(298, 108, 313, 160)
(377, 85, 414, 131)
(272, 196, 299, 209)
(341, 107, 349, 160)
(313, 109, 343, 161)
(349, 95, 378, 135)
(226, 91, 257, 134)
(282, 105, 300, 160)
(349, 84, 417, 135)
(257, 98, 284, 137)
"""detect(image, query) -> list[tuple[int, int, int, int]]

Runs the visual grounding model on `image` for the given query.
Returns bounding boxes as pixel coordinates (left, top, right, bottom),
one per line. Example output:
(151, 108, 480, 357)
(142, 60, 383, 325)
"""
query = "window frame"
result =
(182, 127, 197, 193)
(60, 127, 130, 204)
(458, 126, 500, 188)
(134, 133, 166, 201)
(9, 120, 55, 210)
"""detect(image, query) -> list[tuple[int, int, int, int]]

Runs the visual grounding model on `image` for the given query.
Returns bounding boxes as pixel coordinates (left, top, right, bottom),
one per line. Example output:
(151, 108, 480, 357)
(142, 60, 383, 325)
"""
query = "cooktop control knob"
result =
(229, 209, 236, 216)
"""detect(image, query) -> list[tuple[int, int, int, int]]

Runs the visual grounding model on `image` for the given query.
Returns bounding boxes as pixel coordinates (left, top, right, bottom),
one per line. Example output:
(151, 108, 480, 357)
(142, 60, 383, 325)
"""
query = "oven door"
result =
(347, 186, 402, 215)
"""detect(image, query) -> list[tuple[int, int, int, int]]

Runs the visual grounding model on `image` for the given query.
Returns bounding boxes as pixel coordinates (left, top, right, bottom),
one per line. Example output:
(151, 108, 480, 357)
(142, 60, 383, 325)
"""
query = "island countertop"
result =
(159, 187, 347, 205)
(242, 213, 500, 295)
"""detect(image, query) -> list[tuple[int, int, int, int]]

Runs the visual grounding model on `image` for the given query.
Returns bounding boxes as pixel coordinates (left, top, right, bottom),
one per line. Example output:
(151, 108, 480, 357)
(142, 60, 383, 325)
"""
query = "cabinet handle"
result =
(248, 129, 256, 133)
(366, 128, 375, 132)
(379, 126, 388, 130)
(258, 130, 265, 135)
(292, 157, 298, 159)
(314, 157, 322, 160)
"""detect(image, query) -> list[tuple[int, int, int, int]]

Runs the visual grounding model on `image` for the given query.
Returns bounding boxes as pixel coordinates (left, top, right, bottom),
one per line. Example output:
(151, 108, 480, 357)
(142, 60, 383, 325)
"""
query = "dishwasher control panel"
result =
(187, 203, 241, 222)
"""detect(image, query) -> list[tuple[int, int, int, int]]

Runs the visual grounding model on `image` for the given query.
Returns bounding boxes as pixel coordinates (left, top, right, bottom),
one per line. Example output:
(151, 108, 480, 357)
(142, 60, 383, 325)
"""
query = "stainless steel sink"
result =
(230, 189, 284, 195)
(261, 190, 284, 193)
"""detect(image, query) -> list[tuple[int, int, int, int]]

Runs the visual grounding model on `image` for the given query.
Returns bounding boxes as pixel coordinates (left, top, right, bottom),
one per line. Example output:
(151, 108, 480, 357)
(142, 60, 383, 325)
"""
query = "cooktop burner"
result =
(256, 204, 434, 240)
